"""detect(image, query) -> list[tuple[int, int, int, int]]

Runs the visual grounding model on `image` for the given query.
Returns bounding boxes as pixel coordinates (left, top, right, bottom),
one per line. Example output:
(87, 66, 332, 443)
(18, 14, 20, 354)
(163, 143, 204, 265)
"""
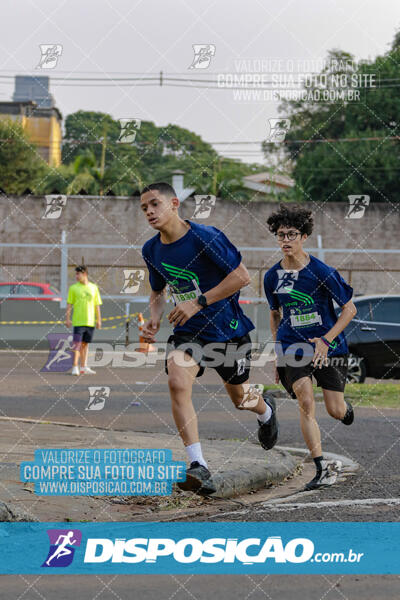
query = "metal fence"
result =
(1, 234, 400, 347)
(1, 232, 400, 304)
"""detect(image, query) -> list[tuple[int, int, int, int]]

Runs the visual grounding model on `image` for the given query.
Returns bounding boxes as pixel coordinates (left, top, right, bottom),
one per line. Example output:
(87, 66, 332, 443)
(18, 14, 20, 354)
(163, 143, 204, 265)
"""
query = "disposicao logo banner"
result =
(0, 522, 398, 574)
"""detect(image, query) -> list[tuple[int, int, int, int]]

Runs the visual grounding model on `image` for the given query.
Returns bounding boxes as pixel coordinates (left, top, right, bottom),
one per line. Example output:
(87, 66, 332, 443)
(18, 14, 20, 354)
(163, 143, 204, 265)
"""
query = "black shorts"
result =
(277, 354, 349, 399)
(165, 332, 252, 384)
(73, 326, 95, 343)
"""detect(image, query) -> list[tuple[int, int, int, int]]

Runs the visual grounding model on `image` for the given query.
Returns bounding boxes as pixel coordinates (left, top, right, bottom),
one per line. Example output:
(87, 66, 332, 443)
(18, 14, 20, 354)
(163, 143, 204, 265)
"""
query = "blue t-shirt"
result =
(142, 220, 254, 342)
(263, 254, 353, 358)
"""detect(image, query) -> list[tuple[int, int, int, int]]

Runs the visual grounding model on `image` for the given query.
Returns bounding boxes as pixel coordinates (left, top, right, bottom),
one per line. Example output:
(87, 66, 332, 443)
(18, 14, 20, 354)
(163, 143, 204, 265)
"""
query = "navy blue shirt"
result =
(142, 220, 254, 342)
(263, 254, 353, 357)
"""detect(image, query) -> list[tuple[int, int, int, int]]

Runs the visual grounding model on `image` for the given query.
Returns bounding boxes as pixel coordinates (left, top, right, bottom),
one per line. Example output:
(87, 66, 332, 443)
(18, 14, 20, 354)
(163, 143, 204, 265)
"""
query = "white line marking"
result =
(262, 498, 400, 511)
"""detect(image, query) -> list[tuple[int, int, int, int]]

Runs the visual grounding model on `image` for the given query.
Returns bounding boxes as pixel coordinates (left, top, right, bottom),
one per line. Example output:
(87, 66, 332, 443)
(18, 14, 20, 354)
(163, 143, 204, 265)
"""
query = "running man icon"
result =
(276, 270, 298, 292)
(42, 529, 82, 568)
(42, 334, 76, 372)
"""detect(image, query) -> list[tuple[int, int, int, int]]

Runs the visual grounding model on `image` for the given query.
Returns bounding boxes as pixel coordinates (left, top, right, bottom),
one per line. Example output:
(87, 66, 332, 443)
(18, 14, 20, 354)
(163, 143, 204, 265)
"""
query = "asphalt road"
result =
(1, 351, 399, 519)
(0, 351, 399, 598)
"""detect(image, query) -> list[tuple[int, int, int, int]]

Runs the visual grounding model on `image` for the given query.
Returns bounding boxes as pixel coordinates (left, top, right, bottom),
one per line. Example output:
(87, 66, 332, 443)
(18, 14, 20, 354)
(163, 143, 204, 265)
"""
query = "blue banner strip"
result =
(0, 522, 398, 574)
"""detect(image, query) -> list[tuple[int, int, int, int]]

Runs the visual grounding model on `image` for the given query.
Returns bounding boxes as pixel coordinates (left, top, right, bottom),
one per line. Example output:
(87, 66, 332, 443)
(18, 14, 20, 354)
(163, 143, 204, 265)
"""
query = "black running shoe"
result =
(177, 461, 217, 495)
(257, 392, 279, 450)
(305, 459, 342, 490)
(341, 399, 354, 425)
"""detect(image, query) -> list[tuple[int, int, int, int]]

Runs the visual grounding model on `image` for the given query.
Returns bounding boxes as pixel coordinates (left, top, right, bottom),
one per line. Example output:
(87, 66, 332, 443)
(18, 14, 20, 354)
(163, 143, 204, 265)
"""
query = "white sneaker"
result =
(305, 459, 342, 490)
(81, 366, 96, 374)
(71, 366, 80, 376)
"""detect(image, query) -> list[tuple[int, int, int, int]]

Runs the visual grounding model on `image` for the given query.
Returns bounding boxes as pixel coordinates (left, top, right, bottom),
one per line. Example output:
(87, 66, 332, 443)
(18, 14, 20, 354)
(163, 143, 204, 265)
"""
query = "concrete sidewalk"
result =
(0, 416, 301, 522)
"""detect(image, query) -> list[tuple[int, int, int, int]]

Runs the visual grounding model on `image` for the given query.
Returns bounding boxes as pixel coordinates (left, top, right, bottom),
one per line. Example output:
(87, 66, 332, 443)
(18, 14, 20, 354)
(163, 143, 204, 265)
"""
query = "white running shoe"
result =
(81, 366, 96, 375)
(71, 366, 80, 376)
(305, 459, 342, 490)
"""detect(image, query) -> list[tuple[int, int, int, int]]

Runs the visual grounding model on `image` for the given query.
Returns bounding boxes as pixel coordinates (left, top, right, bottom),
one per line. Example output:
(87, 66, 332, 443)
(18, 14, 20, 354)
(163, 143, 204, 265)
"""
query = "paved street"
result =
(0, 350, 399, 597)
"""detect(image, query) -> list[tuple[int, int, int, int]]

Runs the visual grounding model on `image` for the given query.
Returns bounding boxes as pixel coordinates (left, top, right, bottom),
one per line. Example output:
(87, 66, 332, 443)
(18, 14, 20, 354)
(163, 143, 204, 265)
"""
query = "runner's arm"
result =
(202, 262, 251, 305)
(269, 309, 281, 383)
(95, 305, 102, 329)
(321, 299, 357, 343)
(66, 303, 72, 327)
(269, 309, 281, 341)
(149, 287, 167, 322)
(141, 287, 167, 342)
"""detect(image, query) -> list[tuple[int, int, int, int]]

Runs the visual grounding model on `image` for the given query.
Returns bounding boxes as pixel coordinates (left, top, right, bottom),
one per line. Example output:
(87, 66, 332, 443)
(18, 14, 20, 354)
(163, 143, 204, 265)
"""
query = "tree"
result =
(263, 45, 400, 202)
(0, 119, 47, 194)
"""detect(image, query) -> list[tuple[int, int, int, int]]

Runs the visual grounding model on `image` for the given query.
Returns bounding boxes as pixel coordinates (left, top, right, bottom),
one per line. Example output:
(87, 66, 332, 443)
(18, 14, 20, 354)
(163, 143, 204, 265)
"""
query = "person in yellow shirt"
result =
(66, 265, 102, 376)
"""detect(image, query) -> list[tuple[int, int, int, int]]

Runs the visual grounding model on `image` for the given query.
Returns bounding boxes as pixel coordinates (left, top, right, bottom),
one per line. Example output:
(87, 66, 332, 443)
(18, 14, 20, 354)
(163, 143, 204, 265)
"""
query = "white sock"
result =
(258, 401, 272, 423)
(186, 442, 207, 468)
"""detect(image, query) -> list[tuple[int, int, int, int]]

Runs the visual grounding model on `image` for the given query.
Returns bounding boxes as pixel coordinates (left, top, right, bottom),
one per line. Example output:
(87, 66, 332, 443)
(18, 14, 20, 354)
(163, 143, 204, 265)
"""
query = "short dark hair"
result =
(140, 182, 177, 198)
(267, 204, 313, 236)
(75, 265, 88, 274)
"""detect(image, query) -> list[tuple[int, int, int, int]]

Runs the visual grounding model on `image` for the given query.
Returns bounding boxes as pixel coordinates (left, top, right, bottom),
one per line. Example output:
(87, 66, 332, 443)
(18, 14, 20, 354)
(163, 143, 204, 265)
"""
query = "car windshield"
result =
(18, 284, 43, 296)
(0, 284, 17, 296)
(370, 298, 400, 324)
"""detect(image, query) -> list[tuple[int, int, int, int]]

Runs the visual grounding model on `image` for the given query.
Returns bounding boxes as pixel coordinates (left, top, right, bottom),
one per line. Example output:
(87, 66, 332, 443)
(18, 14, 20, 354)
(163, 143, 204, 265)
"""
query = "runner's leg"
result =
(80, 342, 89, 368)
(72, 346, 80, 367)
(224, 381, 267, 415)
(292, 376, 322, 458)
(167, 350, 201, 446)
(322, 389, 347, 420)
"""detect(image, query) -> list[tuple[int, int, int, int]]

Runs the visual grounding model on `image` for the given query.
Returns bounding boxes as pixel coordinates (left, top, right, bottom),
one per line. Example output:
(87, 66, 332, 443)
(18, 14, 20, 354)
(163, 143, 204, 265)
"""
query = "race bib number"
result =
(290, 311, 322, 328)
(168, 279, 202, 305)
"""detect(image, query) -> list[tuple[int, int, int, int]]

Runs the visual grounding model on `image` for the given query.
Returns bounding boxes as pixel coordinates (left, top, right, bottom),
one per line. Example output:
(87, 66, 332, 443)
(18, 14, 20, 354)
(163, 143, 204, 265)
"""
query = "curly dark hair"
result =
(267, 204, 313, 236)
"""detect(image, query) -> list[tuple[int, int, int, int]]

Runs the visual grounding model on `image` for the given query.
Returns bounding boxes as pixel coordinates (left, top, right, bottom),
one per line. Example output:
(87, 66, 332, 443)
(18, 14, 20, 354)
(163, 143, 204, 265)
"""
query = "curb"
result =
(209, 447, 299, 499)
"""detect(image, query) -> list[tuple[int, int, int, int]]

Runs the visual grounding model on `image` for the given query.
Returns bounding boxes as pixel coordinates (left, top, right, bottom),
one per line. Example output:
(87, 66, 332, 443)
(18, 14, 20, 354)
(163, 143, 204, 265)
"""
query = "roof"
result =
(0, 100, 62, 121)
(242, 172, 294, 194)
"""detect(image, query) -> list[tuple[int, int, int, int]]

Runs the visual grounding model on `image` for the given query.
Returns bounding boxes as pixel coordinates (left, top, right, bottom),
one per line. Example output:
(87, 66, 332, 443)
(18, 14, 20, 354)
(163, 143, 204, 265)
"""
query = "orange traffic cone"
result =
(137, 313, 156, 353)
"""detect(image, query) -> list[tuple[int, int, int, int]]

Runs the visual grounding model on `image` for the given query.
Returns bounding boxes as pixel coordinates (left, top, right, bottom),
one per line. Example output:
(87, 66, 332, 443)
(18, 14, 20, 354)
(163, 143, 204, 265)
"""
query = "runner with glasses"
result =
(263, 204, 357, 490)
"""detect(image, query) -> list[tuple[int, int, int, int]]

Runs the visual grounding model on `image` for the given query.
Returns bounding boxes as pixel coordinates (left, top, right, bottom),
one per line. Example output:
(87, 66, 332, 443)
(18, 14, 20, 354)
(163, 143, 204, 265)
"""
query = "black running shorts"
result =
(73, 326, 95, 343)
(165, 332, 252, 384)
(276, 354, 349, 399)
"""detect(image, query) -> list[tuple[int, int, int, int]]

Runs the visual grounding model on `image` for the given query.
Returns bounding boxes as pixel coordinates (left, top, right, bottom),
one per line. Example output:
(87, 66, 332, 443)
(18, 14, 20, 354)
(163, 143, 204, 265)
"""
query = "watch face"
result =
(198, 295, 207, 307)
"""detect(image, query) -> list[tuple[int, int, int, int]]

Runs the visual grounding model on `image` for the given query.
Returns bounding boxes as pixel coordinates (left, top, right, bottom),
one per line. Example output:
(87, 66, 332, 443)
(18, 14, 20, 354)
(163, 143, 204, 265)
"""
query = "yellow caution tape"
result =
(0, 312, 141, 325)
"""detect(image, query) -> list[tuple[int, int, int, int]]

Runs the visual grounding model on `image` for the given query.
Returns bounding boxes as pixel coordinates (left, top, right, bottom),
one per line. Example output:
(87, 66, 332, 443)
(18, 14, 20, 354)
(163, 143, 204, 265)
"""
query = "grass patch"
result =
(264, 383, 400, 408)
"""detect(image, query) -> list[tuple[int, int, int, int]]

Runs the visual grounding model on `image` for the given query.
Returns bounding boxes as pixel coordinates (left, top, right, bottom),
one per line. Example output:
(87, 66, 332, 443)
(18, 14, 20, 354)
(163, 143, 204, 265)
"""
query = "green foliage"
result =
(0, 119, 48, 194)
(56, 113, 264, 198)
(263, 45, 400, 202)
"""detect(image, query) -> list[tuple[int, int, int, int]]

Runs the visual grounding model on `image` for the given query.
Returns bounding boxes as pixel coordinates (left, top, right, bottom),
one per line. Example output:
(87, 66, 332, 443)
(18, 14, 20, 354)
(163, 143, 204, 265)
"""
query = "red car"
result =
(0, 282, 61, 301)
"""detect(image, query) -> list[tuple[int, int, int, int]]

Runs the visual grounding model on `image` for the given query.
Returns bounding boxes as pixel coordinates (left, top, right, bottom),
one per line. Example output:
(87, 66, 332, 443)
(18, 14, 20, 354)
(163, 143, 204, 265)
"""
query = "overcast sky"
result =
(1, 0, 399, 164)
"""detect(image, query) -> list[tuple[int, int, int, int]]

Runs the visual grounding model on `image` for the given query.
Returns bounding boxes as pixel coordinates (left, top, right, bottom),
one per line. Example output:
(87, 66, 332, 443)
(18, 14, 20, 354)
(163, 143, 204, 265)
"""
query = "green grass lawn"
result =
(264, 383, 400, 408)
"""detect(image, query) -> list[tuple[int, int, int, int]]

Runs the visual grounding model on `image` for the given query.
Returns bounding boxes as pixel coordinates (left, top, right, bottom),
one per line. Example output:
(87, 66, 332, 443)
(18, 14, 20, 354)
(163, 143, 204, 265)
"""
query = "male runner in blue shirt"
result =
(140, 182, 279, 495)
(264, 204, 357, 490)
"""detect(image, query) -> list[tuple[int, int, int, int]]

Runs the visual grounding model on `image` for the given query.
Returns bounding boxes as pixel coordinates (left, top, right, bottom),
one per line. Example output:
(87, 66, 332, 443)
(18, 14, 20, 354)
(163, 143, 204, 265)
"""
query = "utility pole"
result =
(99, 122, 108, 196)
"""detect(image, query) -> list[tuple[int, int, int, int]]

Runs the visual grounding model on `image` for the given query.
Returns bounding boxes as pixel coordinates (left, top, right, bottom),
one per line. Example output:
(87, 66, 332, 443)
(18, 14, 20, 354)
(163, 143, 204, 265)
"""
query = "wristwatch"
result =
(197, 294, 208, 308)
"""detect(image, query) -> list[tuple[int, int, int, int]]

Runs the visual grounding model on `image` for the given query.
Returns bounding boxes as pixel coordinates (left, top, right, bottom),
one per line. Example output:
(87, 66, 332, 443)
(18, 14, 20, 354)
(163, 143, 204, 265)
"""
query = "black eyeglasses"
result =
(276, 231, 301, 241)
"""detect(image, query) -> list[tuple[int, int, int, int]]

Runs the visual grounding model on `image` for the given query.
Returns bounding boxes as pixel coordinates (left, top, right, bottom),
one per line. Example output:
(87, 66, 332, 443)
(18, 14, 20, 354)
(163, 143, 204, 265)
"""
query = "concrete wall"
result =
(1, 195, 399, 297)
